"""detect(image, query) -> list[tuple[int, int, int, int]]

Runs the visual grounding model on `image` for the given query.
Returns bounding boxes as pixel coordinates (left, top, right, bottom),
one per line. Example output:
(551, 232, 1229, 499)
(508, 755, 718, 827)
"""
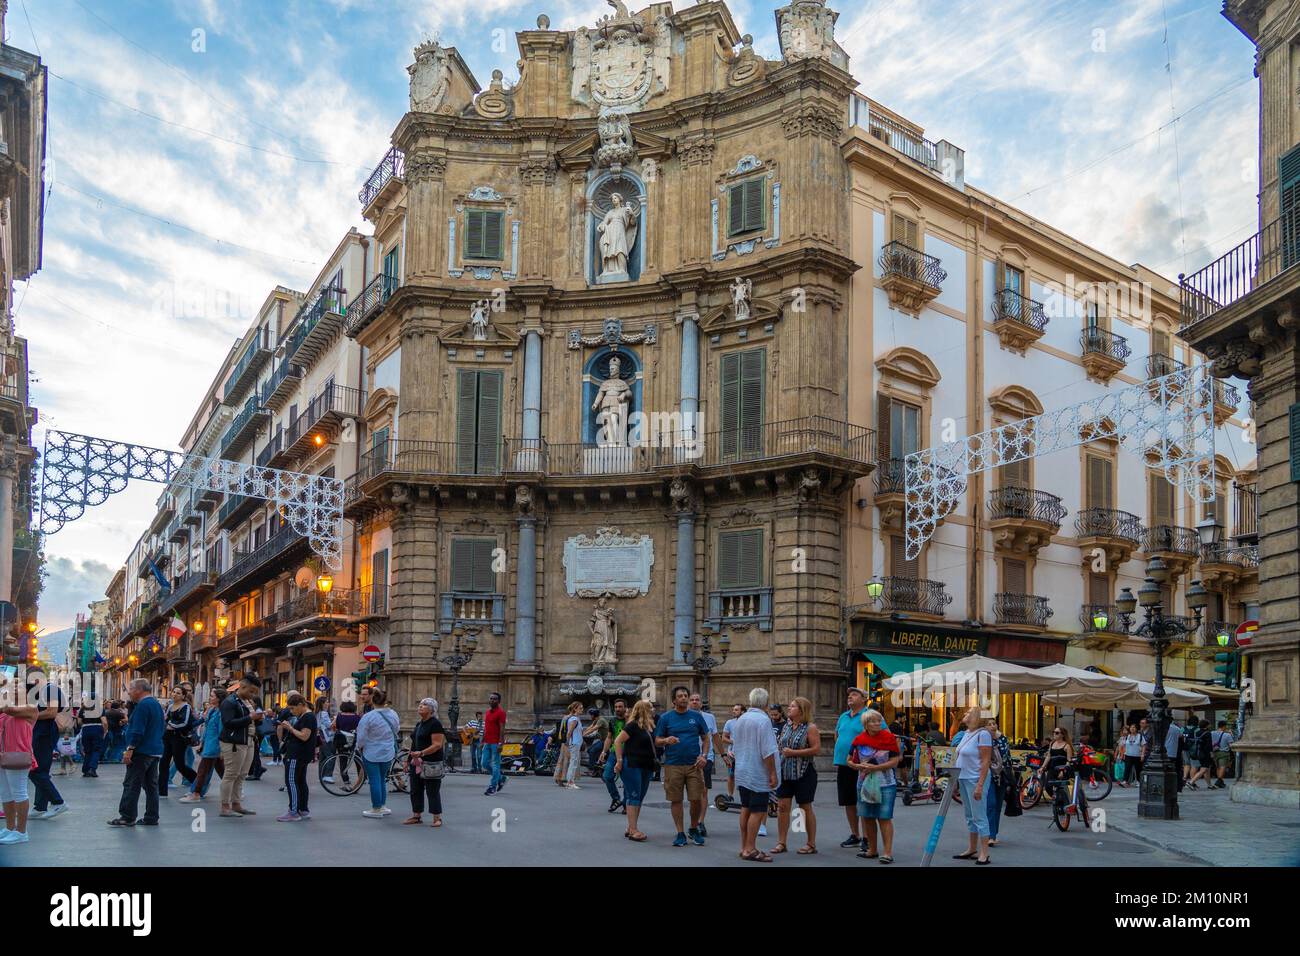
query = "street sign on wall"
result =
(1236, 620, 1259, 646)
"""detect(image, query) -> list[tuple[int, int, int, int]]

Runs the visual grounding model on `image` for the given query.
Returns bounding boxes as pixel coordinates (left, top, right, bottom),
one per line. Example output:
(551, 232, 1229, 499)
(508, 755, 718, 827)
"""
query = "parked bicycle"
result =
(1047, 751, 1095, 832)
(318, 730, 411, 797)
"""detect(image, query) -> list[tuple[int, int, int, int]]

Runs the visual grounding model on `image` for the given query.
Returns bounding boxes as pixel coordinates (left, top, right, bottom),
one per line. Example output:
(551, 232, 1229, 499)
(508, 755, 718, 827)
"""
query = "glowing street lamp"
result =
(316, 573, 334, 594)
(1092, 608, 1109, 631)
(866, 576, 884, 601)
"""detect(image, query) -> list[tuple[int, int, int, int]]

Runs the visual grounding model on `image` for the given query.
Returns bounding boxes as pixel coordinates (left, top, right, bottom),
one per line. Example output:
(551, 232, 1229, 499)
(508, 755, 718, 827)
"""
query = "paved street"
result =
(0, 763, 1222, 867)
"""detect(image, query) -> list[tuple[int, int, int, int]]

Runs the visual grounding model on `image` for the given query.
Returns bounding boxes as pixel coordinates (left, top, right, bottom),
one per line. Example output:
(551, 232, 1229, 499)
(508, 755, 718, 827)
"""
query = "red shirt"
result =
(483, 706, 506, 745)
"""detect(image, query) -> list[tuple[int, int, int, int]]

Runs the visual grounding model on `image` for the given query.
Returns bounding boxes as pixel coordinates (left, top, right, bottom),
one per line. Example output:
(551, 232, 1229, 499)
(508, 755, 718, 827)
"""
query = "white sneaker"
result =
(379, 807, 392, 815)
(362, 809, 385, 818)
(758, 823, 767, 837)
(177, 794, 201, 804)
(45, 804, 69, 819)
(0, 830, 29, 844)
(27, 809, 48, 820)
(322, 776, 335, 783)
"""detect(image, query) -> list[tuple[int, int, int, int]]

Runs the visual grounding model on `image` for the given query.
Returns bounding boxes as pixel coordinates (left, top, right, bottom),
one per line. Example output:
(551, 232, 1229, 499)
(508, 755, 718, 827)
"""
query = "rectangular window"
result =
(1085, 454, 1113, 510)
(382, 248, 400, 296)
(1001, 263, 1024, 295)
(1152, 328, 1171, 358)
(719, 348, 765, 459)
(455, 369, 502, 474)
(999, 455, 1030, 489)
(464, 209, 505, 261)
(876, 394, 920, 465)
(717, 528, 764, 589)
(727, 178, 765, 237)
(1279, 145, 1300, 269)
(1085, 299, 1100, 329)
(892, 212, 919, 249)
(450, 537, 497, 593)
(1150, 474, 1175, 526)
(889, 535, 918, 579)
(370, 548, 389, 615)
(1088, 573, 1111, 606)
(1002, 558, 1028, 595)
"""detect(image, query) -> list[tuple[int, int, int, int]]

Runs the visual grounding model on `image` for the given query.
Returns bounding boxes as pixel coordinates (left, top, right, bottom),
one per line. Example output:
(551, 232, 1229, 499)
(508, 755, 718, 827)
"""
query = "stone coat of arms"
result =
(571, 2, 670, 111)
(408, 39, 452, 113)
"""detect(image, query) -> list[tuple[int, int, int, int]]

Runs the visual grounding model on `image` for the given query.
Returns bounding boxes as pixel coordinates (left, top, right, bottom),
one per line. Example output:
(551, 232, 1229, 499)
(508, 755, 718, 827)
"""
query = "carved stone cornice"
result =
(405, 148, 448, 184)
(678, 132, 716, 168)
(518, 156, 555, 186)
(781, 102, 842, 140)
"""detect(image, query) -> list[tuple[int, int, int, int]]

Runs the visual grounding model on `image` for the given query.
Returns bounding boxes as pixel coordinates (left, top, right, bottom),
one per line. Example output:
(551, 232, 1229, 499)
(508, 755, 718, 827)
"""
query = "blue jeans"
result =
(986, 777, 1004, 840)
(603, 752, 621, 802)
(106, 730, 126, 762)
(959, 777, 990, 838)
(483, 743, 502, 789)
(620, 765, 651, 807)
(363, 759, 390, 809)
(80, 725, 105, 774)
(469, 740, 480, 771)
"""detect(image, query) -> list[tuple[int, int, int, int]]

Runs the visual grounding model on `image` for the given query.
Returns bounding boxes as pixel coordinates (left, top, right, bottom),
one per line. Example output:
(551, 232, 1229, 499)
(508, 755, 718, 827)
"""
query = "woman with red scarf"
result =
(847, 709, 901, 863)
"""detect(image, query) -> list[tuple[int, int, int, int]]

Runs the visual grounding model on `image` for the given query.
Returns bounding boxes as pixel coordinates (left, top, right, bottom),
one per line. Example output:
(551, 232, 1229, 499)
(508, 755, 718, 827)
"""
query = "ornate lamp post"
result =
(682, 624, 729, 709)
(1114, 559, 1207, 820)
(432, 624, 479, 735)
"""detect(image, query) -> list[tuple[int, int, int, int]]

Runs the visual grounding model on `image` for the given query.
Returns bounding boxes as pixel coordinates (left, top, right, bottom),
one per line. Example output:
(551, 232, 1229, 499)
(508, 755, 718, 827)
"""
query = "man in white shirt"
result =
(732, 687, 779, 862)
(721, 703, 744, 799)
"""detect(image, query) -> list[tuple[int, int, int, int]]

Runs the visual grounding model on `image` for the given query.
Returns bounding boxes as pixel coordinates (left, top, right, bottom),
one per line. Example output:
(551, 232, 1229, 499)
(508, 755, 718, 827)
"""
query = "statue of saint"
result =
(596, 192, 638, 279)
(731, 276, 752, 322)
(589, 594, 618, 670)
(470, 299, 489, 341)
(590, 353, 632, 445)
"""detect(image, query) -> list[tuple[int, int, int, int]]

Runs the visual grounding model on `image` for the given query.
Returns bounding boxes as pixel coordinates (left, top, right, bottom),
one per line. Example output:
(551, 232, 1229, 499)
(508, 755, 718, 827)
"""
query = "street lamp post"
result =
(432, 625, 479, 737)
(682, 625, 729, 709)
(1114, 558, 1207, 821)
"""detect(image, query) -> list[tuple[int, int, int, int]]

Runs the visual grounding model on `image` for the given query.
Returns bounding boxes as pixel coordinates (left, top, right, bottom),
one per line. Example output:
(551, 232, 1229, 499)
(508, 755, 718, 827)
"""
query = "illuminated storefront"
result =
(848, 619, 1066, 745)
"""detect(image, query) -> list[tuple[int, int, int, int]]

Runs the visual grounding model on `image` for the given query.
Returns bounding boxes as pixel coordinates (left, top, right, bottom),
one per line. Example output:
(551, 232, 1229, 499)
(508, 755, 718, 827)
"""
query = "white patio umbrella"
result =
(1041, 681, 1211, 710)
(882, 654, 1077, 697)
(1033, 662, 1139, 693)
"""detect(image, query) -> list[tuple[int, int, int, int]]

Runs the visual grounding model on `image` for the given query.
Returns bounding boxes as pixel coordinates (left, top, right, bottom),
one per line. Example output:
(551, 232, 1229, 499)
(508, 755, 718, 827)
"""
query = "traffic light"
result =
(1214, 649, 1239, 689)
(865, 665, 883, 705)
(1, 636, 18, 666)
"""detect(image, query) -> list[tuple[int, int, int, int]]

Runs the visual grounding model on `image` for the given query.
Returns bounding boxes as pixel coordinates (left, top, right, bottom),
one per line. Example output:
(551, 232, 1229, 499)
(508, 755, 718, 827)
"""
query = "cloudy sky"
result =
(9, 0, 1257, 631)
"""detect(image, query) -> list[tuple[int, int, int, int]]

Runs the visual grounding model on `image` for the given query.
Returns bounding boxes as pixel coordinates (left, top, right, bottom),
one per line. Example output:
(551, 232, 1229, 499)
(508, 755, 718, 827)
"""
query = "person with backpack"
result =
(218, 676, 261, 818)
(983, 718, 1012, 847)
(277, 693, 317, 822)
(556, 701, 585, 789)
(1186, 719, 1214, 790)
(158, 687, 198, 798)
(355, 688, 400, 817)
(180, 688, 225, 803)
(1210, 721, 1234, 789)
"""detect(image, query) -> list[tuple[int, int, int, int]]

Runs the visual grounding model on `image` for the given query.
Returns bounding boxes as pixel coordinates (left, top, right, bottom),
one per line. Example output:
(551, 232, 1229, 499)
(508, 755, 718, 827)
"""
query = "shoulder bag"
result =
(1, 718, 33, 770)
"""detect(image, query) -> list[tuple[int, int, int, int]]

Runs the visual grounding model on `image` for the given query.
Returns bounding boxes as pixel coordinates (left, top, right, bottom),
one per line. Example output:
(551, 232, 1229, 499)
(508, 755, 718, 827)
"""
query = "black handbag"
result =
(1002, 765, 1023, 817)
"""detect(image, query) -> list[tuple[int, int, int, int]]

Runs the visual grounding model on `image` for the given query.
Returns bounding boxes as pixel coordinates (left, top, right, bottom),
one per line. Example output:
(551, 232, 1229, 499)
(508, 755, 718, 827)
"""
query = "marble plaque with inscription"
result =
(563, 526, 654, 597)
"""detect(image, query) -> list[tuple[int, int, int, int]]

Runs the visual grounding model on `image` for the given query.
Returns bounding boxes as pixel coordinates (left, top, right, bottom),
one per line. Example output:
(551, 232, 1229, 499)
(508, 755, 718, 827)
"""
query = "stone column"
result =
(0, 438, 16, 605)
(671, 479, 696, 663)
(522, 329, 543, 443)
(513, 486, 538, 664)
(677, 310, 700, 438)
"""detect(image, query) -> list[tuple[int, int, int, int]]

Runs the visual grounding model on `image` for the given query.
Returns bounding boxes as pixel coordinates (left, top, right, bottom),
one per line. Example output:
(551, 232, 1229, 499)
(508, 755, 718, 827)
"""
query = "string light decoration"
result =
(37, 430, 345, 569)
(904, 365, 1217, 560)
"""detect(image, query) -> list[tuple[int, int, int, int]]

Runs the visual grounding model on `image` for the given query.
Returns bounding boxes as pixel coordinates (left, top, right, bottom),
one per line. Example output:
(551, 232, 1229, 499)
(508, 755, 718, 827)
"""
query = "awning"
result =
(1164, 679, 1239, 704)
(866, 652, 948, 676)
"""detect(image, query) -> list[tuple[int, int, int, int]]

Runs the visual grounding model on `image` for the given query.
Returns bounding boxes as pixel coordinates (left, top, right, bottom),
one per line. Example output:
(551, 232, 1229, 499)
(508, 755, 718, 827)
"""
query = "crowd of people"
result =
(0, 669, 1239, 860)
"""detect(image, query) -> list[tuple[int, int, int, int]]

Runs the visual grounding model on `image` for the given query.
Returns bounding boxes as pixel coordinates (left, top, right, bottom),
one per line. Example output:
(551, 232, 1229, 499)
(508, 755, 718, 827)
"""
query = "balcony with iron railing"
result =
(157, 568, 217, 618)
(1144, 524, 1200, 559)
(281, 384, 365, 460)
(850, 98, 943, 173)
(272, 587, 385, 635)
(439, 591, 506, 635)
(220, 394, 269, 458)
(223, 329, 273, 403)
(282, 283, 347, 367)
(707, 587, 774, 632)
(1074, 508, 1143, 564)
(1079, 327, 1131, 382)
(260, 360, 303, 411)
(1211, 379, 1242, 425)
(1179, 209, 1300, 330)
(256, 430, 285, 469)
(988, 486, 1066, 554)
(994, 593, 1053, 630)
(215, 492, 260, 531)
(215, 524, 310, 600)
(166, 512, 189, 544)
(878, 241, 947, 314)
(359, 146, 405, 209)
(1079, 604, 1128, 637)
(1146, 353, 1186, 379)
(344, 272, 400, 340)
(991, 289, 1048, 351)
(1200, 620, 1237, 648)
(875, 576, 952, 618)
(1233, 482, 1259, 540)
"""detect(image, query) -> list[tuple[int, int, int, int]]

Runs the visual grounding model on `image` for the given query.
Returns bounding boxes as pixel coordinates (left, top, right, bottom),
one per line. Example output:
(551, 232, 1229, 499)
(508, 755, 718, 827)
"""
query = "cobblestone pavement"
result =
(0, 763, 1219, 867)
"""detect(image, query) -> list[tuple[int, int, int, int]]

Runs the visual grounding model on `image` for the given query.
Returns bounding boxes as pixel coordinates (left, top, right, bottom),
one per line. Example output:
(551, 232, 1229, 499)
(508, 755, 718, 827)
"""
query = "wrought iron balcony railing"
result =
(1179, 209, 1300, 329)
(216, 524, 308, 598)
(281, 383, 364, 458)
(344, 272, 399, 339)
(157, 569, 217, 618)
(877, 576, 952, 617)
(995, 593, 1053, 628)
(256, 431, 284, 468)
(1080, 604, 1127, 635)
(282, 282, 347, 366)
(1200, 542, 1260, 569)
(707, 587, 774, 631)
(1201, 620, 1236, 647)
(1075, 507, 1143, 544)
(359, 146, 405, 208)
(1145, 524, 1199, 556)
(878, 240, 947, 289)
(875, 457, 905, 495)
(1233, 482, 1259, 540)
(220, 394, 267, 457)
(223, 329, 272, 402)
(260, 360, 303, 410)
(851, 99, 942, 173)
(987, 486, 1066, 526)
(1212, 379, 1241, 410)
(1146, 353, 1186, 379)
(1080, 327, 1131, 361)
(991, 289, 1048, 331)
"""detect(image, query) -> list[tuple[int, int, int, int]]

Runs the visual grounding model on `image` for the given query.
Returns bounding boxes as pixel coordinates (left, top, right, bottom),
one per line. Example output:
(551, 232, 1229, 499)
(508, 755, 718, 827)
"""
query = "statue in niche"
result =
(731, 276, 753, 322)
(591, 353, 632, 446)
(596, 192, 638, 281)
(470, 299, 490, 341)
(589, 593, 618, 671)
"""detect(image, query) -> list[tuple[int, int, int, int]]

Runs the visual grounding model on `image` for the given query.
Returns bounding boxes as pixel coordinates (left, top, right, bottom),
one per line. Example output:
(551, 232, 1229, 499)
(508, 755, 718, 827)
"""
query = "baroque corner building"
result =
(1178, 0, 1300, 808)
(345, 0, 871, 726)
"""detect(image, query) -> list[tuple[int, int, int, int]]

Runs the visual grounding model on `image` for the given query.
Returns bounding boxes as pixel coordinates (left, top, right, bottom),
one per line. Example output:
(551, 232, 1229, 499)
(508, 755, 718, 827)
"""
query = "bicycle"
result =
(319, 731, 410, 796)
(1047, 754, 1093, 832)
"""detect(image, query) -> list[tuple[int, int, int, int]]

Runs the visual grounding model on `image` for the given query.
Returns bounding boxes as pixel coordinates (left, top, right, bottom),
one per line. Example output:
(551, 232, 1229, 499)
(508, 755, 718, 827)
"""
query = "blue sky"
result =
(8, 0, 1257, 630)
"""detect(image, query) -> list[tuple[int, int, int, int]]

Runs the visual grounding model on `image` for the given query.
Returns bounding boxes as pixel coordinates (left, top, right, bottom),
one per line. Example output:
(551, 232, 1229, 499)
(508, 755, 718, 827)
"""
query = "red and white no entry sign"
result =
(361, 645, 382, 662)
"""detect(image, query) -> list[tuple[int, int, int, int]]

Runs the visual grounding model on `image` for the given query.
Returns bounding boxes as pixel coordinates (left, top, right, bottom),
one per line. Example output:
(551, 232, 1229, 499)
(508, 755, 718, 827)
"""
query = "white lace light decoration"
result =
(38, 430, 345, 569)
(904, 365, 1217, 559)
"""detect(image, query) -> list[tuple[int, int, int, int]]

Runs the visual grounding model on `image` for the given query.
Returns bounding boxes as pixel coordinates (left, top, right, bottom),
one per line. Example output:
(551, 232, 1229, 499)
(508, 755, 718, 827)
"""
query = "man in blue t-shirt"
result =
(833, 686, 867, 848)
(654, 686, 710, 847)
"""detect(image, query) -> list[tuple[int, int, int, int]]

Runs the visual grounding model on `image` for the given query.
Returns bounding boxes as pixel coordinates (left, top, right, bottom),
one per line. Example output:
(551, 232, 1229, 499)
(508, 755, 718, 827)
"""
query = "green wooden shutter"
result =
(728, 179, 765, 236)
(465, 210, 485, 259)
(739, 348, 765, 456)
(743, 178, 764, 232)
(370, 549, 389, 613)
(1290, 402, 1300, 482)
(727, 183, 746, 236)
(476, 370, 502, 474)
(456, 370, 478, 472)
(718, 529, 763, 589)
(471, 539, 497, 593)
(1279, 146, 1300, 269)
(720, 351, 740, 458)
(451, 538, 474, 591)
(483, 211, 504, 261)
(876, 394, 891, 463)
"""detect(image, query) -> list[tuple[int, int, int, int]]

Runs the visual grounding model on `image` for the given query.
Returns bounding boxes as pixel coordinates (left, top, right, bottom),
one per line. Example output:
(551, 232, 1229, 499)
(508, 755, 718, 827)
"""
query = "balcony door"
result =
(1150, 474, 1175, 529)
(382, 247, 400, 298)
(719, 348, 765, 460)
(1085, 454, 1114, 510)
(877, 395, 921, 475)
(1280, 144, 1300, 270)
(455, 369, 502, 475)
